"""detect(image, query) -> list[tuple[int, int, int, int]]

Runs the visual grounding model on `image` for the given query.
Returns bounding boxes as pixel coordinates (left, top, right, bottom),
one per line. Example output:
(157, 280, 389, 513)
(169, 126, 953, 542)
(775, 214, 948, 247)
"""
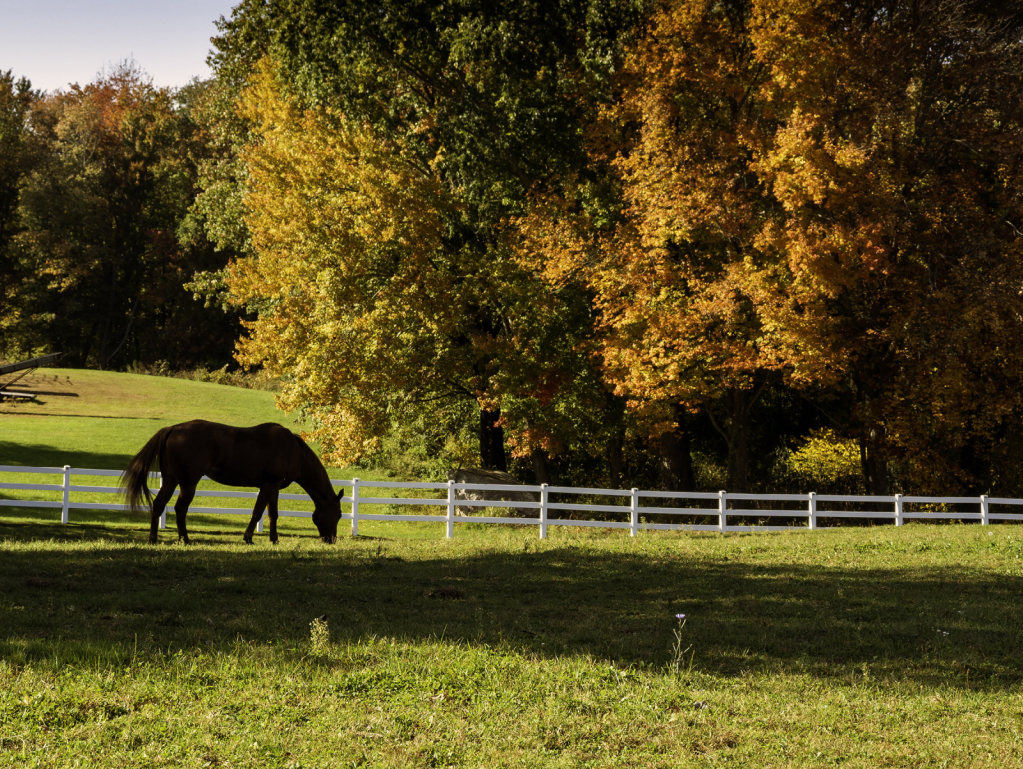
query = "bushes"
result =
(781, 429, 864, 496)
(123, 361, 280, 391)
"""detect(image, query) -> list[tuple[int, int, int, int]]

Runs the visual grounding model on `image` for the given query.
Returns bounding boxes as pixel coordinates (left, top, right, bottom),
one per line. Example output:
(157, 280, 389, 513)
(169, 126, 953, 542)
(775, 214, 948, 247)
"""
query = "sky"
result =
(0, 0, 240, 92)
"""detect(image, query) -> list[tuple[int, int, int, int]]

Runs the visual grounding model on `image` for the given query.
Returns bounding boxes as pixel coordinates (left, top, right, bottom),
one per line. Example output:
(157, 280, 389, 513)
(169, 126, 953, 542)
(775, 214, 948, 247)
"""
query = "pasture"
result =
(2, 371, 1022, 767)
(2, 526, 1022, 767)
(0, 369, 302, 471)
(0, 369, 387, 534)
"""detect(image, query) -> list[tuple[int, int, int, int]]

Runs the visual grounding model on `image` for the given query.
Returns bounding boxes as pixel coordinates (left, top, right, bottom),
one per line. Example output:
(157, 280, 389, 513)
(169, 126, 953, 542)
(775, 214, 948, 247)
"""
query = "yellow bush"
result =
(785, 429, 862, 493)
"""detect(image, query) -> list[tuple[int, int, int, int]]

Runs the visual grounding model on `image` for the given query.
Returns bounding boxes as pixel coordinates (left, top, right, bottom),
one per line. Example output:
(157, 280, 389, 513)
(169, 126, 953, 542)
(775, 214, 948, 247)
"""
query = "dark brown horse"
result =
(120, 420, 343, 544)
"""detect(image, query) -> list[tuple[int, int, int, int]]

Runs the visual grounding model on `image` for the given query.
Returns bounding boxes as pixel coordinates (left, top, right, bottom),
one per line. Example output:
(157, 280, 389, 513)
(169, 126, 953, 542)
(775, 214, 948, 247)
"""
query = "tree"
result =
(0, 71, 41, 352)
(221, 66, 608, 472)
(747, 0, 1023, 493)
(520, 0, 839, 492)
(207, 0, 639, 475)
(6, 63, 244, 369)
(523, 0, 1023, 494)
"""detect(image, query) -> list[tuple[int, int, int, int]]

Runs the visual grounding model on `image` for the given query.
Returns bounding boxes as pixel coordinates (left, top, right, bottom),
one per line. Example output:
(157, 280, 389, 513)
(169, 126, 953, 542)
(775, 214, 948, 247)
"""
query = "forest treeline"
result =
(3, 0, 1023, 497)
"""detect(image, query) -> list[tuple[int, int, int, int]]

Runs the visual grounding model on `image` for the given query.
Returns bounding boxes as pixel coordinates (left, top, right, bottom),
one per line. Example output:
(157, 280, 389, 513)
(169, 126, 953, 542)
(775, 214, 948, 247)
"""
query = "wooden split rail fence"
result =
(3, 464, 1023, 538)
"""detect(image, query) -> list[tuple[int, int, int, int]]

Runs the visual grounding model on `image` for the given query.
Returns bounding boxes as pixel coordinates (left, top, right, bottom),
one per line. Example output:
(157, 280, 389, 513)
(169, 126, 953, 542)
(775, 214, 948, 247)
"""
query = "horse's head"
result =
(312, 491, 343, 543)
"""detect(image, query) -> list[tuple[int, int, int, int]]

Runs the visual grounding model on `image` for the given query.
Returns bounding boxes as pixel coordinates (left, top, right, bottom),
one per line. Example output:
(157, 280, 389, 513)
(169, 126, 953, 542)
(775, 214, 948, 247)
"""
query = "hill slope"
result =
(0, 369, 302, 470)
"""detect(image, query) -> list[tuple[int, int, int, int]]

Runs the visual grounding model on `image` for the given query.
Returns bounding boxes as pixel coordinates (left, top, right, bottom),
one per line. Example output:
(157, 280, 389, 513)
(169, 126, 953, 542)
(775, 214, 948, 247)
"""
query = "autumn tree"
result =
(5, 63, 243, 368)
(520, 1, 837, 493)
(748, 0, 1023, 494)
(524, 0, 1023, 494)
(206, 0, 639, 476)
(216, 65, 608, 473)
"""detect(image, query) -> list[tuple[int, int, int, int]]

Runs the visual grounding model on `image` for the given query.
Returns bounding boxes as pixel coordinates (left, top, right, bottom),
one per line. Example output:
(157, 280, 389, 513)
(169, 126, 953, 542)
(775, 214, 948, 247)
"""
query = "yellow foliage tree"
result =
(229, 65, 611, 473)
(229, 66, 465, 464)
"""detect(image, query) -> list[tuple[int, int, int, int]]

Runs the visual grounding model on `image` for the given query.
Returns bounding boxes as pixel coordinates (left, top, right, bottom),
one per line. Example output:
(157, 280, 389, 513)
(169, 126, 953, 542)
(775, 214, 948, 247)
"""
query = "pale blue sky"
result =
(0, 0, 239, 92)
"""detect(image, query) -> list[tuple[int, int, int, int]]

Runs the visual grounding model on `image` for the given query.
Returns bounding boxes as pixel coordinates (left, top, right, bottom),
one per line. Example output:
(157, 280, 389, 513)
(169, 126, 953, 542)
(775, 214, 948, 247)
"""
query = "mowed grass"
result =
(0, 369, 395, 527)
(3, 371, 1023, 766)
(0, 368, 301, 470)
(1, 523, 1023, 767)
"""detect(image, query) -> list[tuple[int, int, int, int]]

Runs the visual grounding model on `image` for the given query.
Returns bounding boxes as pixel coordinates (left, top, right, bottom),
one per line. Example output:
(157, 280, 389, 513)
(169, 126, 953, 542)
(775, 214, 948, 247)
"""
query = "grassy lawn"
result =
(1, 522, 1022, 767)
(0, 368, 303, 471)
(3, 370, 1023, 766)
(0, 369, 396, 523)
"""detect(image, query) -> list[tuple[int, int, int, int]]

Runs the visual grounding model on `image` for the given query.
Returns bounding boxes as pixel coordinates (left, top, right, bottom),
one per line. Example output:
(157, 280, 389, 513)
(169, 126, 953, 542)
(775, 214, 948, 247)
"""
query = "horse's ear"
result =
(336, 488, 344, 500)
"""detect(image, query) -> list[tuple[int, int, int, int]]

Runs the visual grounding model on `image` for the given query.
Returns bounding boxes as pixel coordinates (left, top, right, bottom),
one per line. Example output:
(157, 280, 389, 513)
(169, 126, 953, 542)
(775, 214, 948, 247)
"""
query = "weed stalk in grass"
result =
(670, 612, 695, 680)
(309, 616, 330, 658)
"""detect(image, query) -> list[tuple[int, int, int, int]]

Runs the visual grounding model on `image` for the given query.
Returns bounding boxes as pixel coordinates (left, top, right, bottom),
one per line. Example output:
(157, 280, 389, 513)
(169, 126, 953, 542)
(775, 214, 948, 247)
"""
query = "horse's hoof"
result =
(243, 538, 253, 545)
(270, 538, 279, 545)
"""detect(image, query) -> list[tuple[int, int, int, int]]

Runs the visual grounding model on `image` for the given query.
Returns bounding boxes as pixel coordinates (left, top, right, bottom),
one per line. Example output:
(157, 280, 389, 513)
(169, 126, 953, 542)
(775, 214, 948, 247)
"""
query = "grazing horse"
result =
(120, 420, 343, 544)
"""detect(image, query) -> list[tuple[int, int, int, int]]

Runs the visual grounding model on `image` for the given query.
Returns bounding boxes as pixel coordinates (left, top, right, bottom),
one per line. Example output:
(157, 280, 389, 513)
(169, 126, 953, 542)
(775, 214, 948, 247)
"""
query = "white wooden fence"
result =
(3, 464, 1023, 538)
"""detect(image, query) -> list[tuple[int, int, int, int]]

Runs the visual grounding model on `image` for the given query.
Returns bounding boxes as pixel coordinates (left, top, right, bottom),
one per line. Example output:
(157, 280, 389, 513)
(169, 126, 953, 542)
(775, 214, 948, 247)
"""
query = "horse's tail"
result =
(119, 426, 172, 513)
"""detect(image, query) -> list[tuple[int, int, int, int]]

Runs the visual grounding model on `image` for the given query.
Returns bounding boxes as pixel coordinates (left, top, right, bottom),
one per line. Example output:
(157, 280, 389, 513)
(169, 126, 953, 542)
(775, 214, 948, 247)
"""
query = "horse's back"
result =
(161, 420, 305, 487)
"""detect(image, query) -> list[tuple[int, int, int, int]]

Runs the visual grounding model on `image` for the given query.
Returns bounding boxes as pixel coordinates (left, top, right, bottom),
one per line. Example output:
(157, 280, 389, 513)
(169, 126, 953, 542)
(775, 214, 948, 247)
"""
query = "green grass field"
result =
(2, 371, 1023, 767)
(1, 526, 1022, 767)
(0, 369, 398, 534)
(0, 368, 304, 470)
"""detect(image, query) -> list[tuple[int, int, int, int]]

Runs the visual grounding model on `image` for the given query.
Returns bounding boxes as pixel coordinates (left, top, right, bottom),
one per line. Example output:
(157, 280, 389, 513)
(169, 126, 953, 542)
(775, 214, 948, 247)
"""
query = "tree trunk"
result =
(479, 407, 507, 471)
(608, 432, 624, 490)
(725, 389, 750, 494)
(98, 262, 118, 370)
(658, 405, 695, 492)
(531, 449, 550, 485)
(859, 425, 888, 496)
(706, 384, 767, 494)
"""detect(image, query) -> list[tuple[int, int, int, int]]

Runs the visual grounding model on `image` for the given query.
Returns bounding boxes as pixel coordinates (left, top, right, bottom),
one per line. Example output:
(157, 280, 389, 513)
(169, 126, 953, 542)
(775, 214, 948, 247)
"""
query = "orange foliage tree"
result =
(750, 0, 1023, 493)
(522, 0, 1023, 493)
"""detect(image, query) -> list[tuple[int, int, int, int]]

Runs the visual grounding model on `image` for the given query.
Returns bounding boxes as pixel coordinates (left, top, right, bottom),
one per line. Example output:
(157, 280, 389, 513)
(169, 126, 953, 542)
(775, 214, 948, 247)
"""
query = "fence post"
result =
(539, 483, 548, 539)
(61, 465, 70, 524)
(895, 493, 903, 527)
(980, 494, 989, 526)
(718, 490, 727, 533)
(257, 511, 264, 534)
(808, 491, 816, 530)
(446, 480, 455, 539)
(351, 478, 360, 537)
(630, 488, 639, 537)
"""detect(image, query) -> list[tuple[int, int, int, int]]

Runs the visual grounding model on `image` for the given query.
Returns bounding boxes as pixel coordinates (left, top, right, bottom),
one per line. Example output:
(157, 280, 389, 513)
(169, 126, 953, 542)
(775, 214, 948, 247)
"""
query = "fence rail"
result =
(2, 464, 1023, 538)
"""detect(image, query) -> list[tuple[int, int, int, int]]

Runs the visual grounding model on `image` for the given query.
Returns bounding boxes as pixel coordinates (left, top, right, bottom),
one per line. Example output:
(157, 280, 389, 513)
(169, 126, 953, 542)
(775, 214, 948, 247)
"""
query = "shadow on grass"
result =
(2, 525, 1022, 691)
(0, 441, 136, 471)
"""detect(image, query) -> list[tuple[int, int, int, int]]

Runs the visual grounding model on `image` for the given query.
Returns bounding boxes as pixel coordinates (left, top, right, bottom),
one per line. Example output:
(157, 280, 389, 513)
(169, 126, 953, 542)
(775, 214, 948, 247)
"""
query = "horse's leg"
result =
(174, 484, 196, 544)
(267, 489, 280, 544)
(149, 482, 177, 544)
(243, 486, 273, 544)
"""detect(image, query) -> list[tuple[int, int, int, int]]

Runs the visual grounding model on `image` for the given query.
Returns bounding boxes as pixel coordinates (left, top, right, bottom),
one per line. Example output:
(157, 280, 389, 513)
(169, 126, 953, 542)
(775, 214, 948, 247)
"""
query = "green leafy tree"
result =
(0, 70, 42, 351)
(7, 63, 243, 368)
(206, 0, 640, 477)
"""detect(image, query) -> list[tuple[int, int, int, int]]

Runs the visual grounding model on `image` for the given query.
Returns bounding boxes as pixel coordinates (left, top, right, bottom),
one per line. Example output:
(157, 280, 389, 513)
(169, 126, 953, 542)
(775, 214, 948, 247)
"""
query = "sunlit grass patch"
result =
(0, 527, 1022, 765)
